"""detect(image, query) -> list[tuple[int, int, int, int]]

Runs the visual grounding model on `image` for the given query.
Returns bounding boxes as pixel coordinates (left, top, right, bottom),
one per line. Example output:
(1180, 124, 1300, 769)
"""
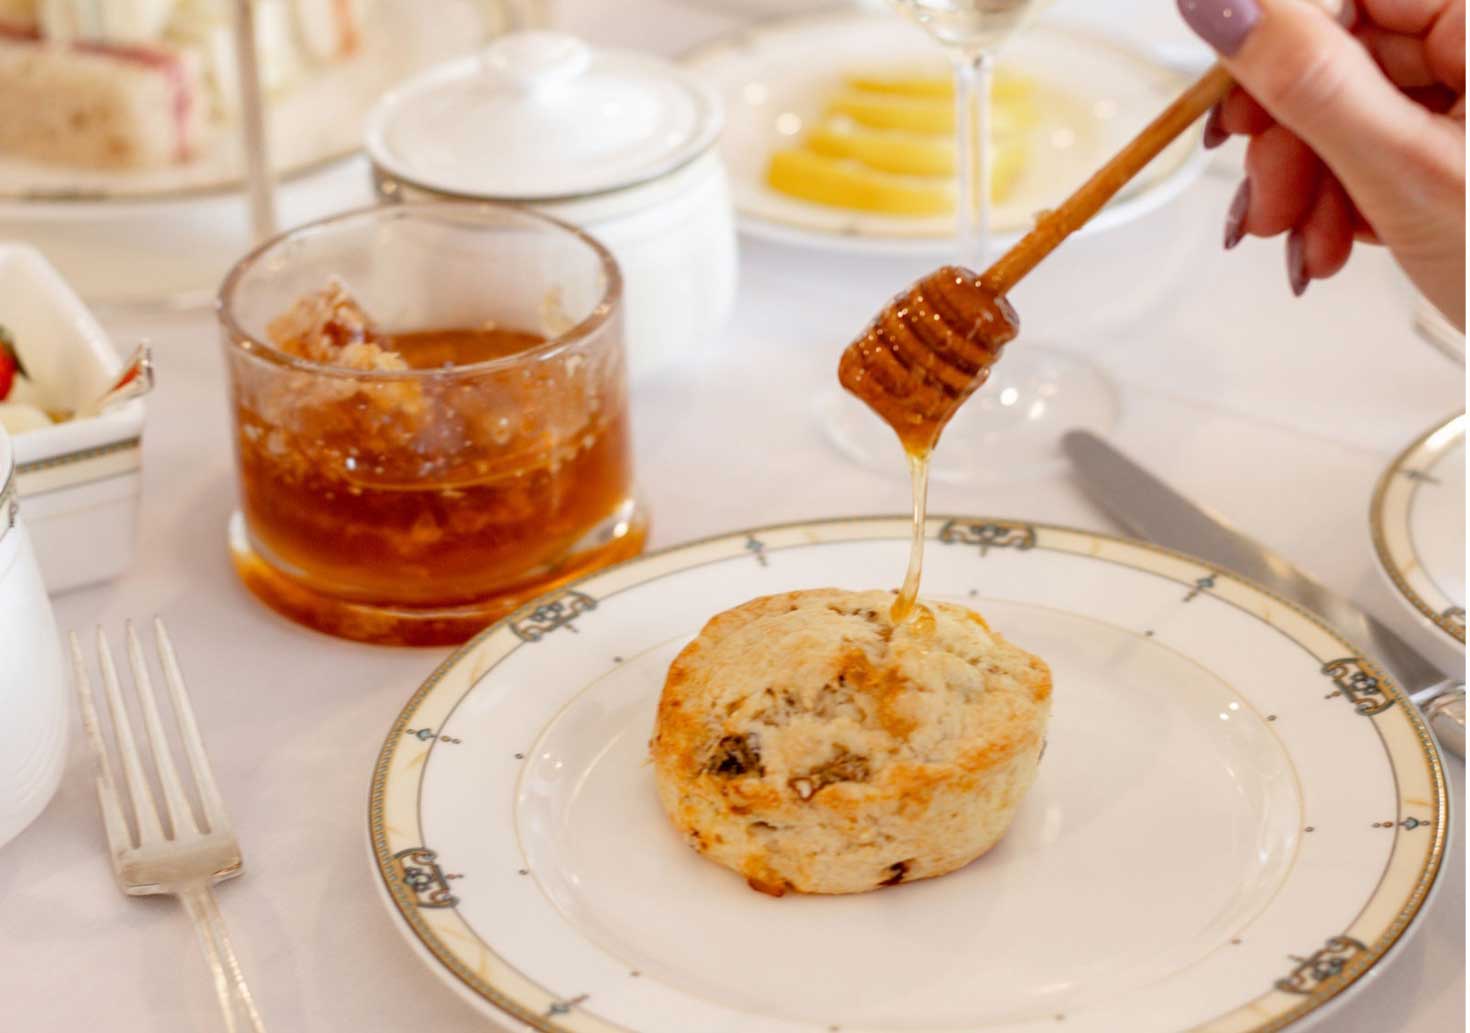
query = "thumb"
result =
(1178, 0, 1449, 217)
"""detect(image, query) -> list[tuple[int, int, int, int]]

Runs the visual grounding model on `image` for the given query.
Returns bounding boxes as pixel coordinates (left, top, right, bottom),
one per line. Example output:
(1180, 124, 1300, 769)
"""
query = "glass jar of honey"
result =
(217, 204, 646, 645)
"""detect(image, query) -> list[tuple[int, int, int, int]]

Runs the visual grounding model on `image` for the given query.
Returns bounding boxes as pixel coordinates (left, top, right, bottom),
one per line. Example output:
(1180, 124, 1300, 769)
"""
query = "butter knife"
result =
(1061, 430, 1465, 759)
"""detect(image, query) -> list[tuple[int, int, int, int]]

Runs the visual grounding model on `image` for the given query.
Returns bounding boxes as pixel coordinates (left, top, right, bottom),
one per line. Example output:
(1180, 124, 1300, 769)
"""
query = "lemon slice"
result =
(843, 70, 1037, 109)
(766, 141, 1027, 215)
(826, 92, 953, 135)
(984, 135, 1027, 199)
(767, 149, 953, 216)
(805, 119, 954, 177)
(826, 89, 1035, 137)
(843, 72, 953, 100)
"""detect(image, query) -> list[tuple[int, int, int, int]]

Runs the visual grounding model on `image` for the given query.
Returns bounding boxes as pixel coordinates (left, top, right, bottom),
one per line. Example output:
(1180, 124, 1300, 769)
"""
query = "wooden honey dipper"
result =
(840, 65, 1235, 453)
(840, 64, 1234, 624)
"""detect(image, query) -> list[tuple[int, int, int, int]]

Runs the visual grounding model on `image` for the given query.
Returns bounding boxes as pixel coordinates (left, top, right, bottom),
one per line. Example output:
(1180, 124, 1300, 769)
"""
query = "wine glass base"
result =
(821, 347, 1120, 484)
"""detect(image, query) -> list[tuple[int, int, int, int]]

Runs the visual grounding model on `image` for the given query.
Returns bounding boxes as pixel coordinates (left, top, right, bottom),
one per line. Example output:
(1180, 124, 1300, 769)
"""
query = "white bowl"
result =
(365, 33, 738, 380)
(534, 153, 737, 379)
(0, 244, 145, 592)
(374, 153, 738, 381)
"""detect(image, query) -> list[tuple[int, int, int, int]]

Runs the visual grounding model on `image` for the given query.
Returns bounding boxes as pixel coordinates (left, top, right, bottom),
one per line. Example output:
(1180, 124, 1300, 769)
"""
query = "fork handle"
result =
(177, 881, 267, 1033)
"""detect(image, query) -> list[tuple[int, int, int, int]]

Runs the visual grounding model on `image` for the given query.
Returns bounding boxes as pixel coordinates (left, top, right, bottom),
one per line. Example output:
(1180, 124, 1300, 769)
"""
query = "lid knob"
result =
(481, 31, 591, 95)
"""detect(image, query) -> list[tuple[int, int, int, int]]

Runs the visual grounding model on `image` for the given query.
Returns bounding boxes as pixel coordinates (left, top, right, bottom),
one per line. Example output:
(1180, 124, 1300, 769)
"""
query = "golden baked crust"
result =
(650, 588, 1052, 895)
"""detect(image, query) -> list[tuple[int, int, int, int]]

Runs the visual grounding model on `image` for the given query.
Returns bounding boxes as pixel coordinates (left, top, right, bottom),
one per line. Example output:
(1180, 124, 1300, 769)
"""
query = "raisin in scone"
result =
(650, 588, 1051, 895)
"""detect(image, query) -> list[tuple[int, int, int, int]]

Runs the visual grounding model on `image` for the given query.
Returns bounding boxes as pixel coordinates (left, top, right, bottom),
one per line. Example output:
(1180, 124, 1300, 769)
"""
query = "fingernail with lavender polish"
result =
(1177, 0, 1261, 55)
(1287, 230, 1309, 296)
(1202, 104, 1228, 149)
(1224, 179, 1250, 250)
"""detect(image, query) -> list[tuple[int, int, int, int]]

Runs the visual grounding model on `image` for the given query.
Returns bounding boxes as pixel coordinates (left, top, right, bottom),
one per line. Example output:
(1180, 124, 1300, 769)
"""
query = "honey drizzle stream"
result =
(891, 448, 930, 624)
(837, 267, 1019, 628)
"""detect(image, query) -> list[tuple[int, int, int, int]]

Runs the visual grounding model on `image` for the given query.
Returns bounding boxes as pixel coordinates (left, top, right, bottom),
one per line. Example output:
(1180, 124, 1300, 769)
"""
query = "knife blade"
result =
(1062, 430, 1464, 758)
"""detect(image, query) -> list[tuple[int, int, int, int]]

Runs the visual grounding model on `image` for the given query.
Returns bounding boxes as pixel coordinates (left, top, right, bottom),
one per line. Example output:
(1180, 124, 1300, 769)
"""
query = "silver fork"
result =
(71, 619, 266, 1032)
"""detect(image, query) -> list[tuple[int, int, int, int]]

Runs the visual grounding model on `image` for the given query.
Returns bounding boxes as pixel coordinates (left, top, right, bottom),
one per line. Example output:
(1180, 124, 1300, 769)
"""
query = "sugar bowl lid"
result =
(365, 31, 722, 202)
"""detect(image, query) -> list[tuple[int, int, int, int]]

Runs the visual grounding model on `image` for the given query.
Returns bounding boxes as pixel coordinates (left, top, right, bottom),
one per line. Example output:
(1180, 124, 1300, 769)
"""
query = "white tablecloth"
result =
(1, 2, 1463, 1031)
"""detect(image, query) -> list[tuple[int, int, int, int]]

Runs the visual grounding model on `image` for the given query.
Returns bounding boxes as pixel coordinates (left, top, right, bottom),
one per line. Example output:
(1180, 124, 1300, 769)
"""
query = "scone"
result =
(650, 588, 1051, 895)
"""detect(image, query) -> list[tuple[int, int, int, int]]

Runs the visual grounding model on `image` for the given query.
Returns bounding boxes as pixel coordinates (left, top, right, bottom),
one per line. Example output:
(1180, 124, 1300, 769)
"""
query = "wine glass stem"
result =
(952, 48, 994, 269)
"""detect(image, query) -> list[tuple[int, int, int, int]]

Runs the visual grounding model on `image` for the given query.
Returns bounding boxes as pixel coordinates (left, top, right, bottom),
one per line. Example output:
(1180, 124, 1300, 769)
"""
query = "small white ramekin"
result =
(0, 243, 145, 592)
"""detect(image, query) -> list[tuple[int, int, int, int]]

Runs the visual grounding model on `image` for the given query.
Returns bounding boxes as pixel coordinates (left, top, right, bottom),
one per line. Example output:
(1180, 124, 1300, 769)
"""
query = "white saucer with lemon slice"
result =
(683, 11, 1210, 254)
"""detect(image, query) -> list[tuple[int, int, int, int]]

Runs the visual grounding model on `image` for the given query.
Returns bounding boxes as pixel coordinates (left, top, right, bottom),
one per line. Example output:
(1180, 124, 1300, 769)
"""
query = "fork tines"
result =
(71, 619, 231, 854)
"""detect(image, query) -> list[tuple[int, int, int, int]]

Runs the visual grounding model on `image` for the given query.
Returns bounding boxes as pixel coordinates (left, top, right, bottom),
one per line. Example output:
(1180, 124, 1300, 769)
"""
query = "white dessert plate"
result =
(1371, 413, 1466, 650)
(680, 13, 1210, 255)
(370, 516, 1447, 1033)
(0, 0, 494, 207)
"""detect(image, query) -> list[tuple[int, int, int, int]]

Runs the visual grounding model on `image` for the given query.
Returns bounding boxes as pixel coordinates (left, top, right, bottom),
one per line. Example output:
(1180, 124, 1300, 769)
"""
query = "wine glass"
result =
(824, 0, 1120, 483)
(892, 0, 1039, 264)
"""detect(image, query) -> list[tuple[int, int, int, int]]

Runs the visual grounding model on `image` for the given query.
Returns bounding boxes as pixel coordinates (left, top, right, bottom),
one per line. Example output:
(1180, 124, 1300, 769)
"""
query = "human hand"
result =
(1177, 0, 1466, 328)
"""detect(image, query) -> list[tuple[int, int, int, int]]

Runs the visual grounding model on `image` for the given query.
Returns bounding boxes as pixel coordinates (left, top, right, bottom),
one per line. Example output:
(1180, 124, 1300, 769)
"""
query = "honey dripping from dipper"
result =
(838, 267, 1019, 623)
(837, 61, 1233, 623)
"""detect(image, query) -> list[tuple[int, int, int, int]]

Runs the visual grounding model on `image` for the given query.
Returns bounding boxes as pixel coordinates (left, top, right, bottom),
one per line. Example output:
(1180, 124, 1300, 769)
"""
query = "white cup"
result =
(0, 427, 67, 850)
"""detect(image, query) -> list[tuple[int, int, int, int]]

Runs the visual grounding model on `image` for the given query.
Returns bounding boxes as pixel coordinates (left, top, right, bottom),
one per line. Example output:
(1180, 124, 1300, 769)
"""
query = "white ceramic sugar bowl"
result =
(0, 427, 67, 850)
(365, 31, 737, 381)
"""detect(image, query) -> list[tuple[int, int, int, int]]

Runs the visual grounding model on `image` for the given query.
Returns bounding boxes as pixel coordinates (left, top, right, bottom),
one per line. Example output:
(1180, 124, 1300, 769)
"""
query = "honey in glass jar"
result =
(218, 204, 647, 646)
